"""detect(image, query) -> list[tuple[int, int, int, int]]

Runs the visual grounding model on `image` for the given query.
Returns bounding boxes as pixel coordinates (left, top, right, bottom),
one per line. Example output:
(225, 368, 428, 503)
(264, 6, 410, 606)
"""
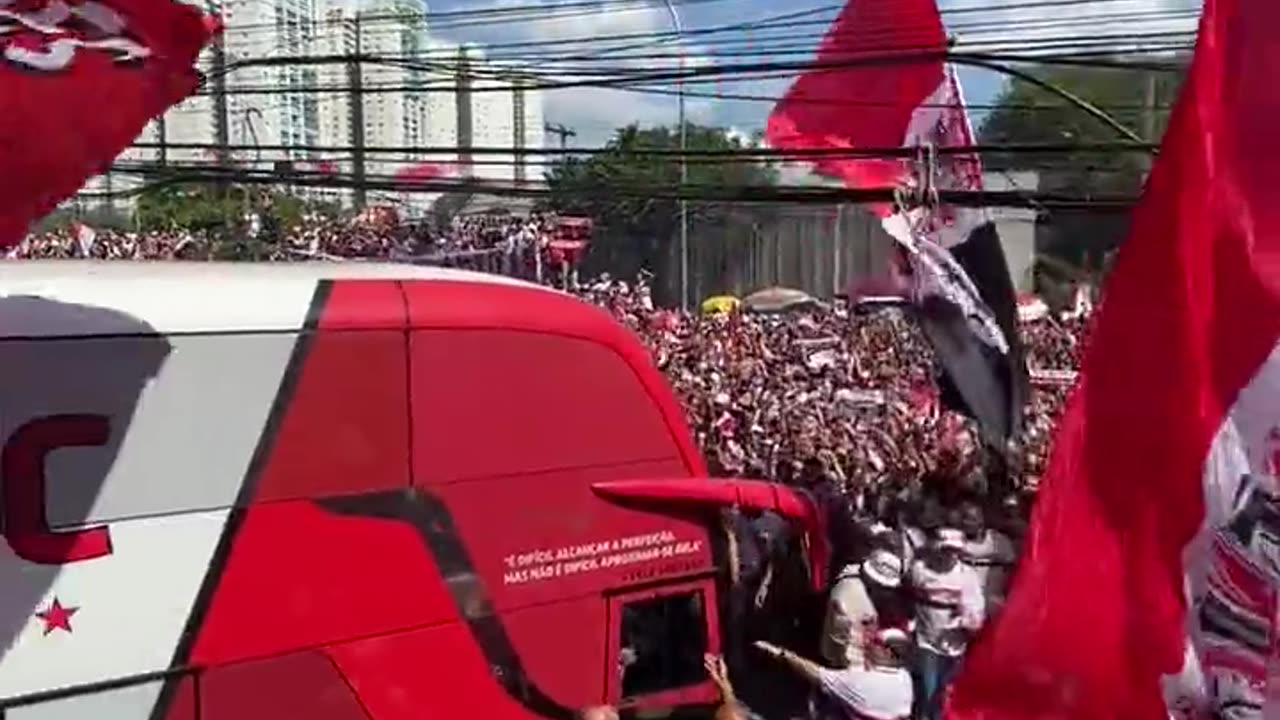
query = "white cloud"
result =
(724, 126, 753, 146)
(543, 86, 715, 146)
(522, 3, 721, 146)
(435, 0, 722, 146)
(513, 1, 666, 43)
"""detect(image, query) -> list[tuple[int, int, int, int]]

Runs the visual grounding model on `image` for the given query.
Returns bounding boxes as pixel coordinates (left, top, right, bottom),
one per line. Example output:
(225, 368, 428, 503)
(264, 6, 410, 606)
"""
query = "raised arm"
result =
(754, 641, 827, 685)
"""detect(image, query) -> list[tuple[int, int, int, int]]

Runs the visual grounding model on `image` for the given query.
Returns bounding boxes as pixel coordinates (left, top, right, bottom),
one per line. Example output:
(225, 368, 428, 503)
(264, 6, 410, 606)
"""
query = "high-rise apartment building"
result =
(312, 0, 439, 212)
(161, 0, 323, 162)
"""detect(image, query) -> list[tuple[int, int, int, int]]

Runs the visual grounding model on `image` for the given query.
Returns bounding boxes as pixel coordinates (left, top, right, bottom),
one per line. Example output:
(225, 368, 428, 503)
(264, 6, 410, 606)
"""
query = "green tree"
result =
(34, 206, 132, 233)
(542, 124, 776, 303)
(979, 63, 1185, 285)
(134, 177, 340, 259)
(134, 178, 244, 234)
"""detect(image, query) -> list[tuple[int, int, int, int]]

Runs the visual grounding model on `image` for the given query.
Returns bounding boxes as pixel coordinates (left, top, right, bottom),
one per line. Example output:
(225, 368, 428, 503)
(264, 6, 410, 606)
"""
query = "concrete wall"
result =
(983, 170, 1040, 293)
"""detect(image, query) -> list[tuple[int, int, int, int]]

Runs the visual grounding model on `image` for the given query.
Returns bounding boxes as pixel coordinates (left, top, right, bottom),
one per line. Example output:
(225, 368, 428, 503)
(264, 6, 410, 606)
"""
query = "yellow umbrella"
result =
(701, 295, 740, 315)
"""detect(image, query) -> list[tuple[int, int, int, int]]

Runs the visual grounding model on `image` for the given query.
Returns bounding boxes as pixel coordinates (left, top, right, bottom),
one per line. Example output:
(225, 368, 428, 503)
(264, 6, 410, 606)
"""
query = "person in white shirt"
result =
(756, 628, 913, 720)
(957, 500, 1016, 613)
(821, 548, 905, 668)
(908, 528, 985, 720)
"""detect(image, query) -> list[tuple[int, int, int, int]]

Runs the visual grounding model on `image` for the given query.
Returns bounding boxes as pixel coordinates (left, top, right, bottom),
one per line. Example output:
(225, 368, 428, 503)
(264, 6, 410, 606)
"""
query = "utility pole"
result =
(513, 76, 526, 184)
(157, 116, 168, 168)
(832, 204, 843, 298)
(207, 0, 229, 168)
(1140, 71, 1158, 179)
(660, 0, 689, 312)
(456, 48, 473, 172)
(347, 13, 366, 208)
(544, 123, 576, 149)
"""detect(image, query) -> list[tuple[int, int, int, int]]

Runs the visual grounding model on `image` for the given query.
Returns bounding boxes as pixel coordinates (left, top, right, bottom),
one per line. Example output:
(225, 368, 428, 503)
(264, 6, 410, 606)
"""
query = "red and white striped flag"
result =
(948, 0, 1280, 718)
(765, 0, 1026, 450)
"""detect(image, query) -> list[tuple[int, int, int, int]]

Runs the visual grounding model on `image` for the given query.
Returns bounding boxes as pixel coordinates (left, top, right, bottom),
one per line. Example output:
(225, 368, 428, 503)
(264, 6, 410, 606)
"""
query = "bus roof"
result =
(0, 261, 556, 338)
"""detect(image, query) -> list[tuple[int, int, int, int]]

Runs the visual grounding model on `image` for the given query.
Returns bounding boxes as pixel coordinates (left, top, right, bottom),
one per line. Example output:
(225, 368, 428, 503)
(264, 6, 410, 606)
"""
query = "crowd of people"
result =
(15, 213, 1091, 720)
(14, 211, 565, 268)
(580, 275, 1085, 720)
(585, 275, 1081, 509)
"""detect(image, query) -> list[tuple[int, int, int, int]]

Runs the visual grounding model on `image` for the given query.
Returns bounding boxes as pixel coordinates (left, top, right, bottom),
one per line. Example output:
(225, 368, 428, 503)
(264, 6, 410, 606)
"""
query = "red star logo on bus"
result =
(35, 598, 78, 636)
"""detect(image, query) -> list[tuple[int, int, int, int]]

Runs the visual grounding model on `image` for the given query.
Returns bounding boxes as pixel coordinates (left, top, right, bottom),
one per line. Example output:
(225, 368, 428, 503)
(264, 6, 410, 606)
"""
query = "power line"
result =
(128, 5, 1190, 199)
(407, 11, 1199, 65)
(212, 0, 1190, 36)
(210, 21, 1196, 72)
(95, 161, 1141, 211)
(194, 42, 1188, 100)
(621, 82, 1177, 112)
(217, 7, 1196, 66)
(210, 0, 742, 35)
(128, 141, 1158, 158)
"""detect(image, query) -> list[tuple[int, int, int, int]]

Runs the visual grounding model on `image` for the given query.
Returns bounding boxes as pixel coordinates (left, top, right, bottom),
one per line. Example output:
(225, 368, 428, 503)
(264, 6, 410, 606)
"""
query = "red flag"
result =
(948, 0, 1280, 718)
(764, 0, 947, 210)
(0, 0, 218, 248)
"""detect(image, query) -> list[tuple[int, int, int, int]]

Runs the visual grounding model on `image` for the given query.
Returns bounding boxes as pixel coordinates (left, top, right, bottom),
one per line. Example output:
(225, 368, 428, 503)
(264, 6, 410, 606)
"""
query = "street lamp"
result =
(660, 0, 689, 311)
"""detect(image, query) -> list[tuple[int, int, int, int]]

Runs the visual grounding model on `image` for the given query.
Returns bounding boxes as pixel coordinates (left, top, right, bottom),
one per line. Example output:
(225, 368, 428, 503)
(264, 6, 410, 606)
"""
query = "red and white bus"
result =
(0, 262, 822, 720)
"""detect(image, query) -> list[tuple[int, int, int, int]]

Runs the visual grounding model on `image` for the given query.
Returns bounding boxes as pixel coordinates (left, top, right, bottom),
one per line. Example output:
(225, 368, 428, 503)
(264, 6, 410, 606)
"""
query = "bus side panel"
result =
(329, 598, 612, 717)
(189, 326, 422, 667)
(400, 281, 706, 477)
(328, 622, 538, 720)
(199, 651, 368, 720)
(437, 459, 708, 608)
(250, 328, 411, 503)
(500, 596, 609, 710)
(409, 327, 721, 716)
(0, 330, 297, 706)
(6, 679, 168, 719)
(410, 329, 679, 484)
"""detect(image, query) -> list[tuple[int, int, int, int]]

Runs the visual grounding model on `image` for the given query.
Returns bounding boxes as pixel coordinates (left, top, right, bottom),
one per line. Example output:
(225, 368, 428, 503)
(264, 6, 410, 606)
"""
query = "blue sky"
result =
(425, 0, 1200, 147)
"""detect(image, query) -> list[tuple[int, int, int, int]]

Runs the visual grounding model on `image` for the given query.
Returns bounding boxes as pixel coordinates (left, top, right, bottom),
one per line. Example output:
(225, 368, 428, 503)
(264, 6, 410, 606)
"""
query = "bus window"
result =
(607, 582, 718, 708)
(620, 592, 707, 697)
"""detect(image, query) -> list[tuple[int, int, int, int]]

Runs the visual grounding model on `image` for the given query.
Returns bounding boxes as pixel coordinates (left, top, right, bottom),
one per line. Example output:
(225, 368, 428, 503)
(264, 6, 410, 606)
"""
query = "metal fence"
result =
(398, 204, 898, 304)
(659, 202, 896, 304)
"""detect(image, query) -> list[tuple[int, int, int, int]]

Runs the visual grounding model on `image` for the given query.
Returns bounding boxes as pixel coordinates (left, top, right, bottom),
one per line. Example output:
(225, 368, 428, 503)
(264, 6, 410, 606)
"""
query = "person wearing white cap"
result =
(907, 527, 986, 720)
(820, 548, 906, 669)
(755, 627, 912, 720)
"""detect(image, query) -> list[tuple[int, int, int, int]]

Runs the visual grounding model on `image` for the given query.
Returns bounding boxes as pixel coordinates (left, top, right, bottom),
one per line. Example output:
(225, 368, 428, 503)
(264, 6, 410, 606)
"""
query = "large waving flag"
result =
(765, 0, 947, 207)
(948, 0, 1280, 717)
(766, 0, 1026, 450)
(0, 0, 219, 248)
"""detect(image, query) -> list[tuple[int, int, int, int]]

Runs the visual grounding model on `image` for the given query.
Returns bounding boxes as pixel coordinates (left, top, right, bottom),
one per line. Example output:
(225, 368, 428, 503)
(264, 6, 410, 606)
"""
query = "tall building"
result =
(161, 0, 324, 163)
(312, 0, 439, 213)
